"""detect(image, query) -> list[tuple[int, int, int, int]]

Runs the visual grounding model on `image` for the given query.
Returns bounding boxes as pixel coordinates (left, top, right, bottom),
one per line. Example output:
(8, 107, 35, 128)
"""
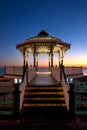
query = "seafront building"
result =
(0, 29, 85, 116)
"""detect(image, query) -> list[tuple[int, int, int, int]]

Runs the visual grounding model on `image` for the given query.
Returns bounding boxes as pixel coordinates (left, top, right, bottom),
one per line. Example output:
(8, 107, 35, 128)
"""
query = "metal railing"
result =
(75, 83, 87, 115)
(0, 84, 14, 115)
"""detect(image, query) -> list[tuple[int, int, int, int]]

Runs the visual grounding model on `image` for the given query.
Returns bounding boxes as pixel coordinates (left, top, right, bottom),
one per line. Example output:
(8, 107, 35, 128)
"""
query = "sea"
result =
(0, 67, 5, 76)
(83, 67, 87, 75)
(0, 67, 87, 76)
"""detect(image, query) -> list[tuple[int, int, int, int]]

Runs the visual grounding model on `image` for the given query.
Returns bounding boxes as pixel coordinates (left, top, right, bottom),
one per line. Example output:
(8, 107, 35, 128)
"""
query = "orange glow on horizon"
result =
(1, 53, 87, 68)
(63, 55, 87, 67)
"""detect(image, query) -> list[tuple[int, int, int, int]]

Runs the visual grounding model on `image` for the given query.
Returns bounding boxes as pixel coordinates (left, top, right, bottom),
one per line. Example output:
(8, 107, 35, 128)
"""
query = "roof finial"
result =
(38, 28, 49, 36)
(42, 27, 45, 31)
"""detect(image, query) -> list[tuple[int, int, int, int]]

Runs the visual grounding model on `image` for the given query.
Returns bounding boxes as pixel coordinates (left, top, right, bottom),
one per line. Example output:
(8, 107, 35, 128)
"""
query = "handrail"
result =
(60, 64, 67, 83)
(61, 64, 69, 110)
(19, 67, 36, 110)
(19, 71, 27, 110)
(19, 65, 28, 110)
(51, 66, 69, 110)
(22, 65, 28, 82)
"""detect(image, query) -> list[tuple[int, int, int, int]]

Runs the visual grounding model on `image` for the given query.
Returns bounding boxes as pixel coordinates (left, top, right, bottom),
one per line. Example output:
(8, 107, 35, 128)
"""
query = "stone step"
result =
(26, 86, 62, 90)
(24, 91, 64, 95)
(24, 98, 65, 104)
(24, 97, 65, 101)
(23, 103, 66, 107)
(24, 94, 64, 98)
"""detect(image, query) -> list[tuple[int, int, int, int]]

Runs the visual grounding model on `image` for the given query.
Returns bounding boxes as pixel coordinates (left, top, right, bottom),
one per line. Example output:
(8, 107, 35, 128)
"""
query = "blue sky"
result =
(0, 0, 87, 67)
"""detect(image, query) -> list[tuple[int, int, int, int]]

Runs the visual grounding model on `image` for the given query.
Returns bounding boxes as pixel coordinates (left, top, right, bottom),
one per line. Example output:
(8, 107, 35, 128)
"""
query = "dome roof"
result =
(20, 29, 65, 43)
(16, 29, 70, 53)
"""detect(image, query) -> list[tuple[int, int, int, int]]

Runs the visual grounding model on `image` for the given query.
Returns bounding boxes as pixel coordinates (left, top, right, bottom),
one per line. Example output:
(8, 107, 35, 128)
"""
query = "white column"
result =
(51, 45, 53, 67)
(23, 48, 28, 66)
(36, 52, 38, 71)
(58, 48, 64, 85)
(59, 48, 64, 65)
(33, 45, 36, 67)
(48, 53, 51, 71)
(23, 48, 25, 66)
(25, 50, 28, 65)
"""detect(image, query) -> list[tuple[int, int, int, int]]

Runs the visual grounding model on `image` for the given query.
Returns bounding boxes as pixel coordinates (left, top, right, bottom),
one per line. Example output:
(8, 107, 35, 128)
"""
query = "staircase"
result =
(22, 84, 67, 118)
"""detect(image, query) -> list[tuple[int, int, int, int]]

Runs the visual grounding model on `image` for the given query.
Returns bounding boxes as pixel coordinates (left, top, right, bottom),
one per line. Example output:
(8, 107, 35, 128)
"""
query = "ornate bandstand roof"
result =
(16, 29, 70, 53)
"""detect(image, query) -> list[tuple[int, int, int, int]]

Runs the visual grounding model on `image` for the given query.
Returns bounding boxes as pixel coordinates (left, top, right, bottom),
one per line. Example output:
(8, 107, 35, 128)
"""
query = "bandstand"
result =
(16, 29, 70, 70)
(0, 30, 83, 119)
(15, 29, 72, 117)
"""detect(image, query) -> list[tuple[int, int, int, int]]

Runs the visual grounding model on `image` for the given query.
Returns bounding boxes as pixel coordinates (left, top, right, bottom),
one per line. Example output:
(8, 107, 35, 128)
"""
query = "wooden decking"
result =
(29, 72, 59, 85)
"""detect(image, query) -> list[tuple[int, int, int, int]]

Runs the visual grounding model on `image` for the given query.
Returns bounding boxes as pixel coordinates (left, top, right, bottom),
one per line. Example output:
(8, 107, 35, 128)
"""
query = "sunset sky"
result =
(0, 0, 87, 67)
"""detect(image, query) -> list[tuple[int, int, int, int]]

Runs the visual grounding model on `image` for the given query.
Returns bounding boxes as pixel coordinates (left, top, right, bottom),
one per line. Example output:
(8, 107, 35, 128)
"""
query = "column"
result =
(23, 48, 28, 66)
(59, 48, 64, 66)
(25, 50, 28, 65)
(23, 48, 28, 83)
(36, 52, 38, 71)
(33, 45, 36, 67)
(58, 48, 64, 85)
(48, 53, 51, 71)
(51, 45, 53, 67)
(23, 48, 26, 66)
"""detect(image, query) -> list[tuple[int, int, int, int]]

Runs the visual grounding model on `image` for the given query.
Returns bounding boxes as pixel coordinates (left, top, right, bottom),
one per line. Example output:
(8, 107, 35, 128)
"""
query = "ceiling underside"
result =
(17, 43, 69, 53)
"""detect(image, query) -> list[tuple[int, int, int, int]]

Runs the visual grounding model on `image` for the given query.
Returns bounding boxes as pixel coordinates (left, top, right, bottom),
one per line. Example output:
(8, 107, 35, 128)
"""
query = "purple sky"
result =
(0, 0, 87, 67)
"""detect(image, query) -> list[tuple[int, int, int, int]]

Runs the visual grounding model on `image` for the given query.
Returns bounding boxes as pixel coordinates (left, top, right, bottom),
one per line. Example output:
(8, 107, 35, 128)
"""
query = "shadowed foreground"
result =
(0, 117, 87, 130)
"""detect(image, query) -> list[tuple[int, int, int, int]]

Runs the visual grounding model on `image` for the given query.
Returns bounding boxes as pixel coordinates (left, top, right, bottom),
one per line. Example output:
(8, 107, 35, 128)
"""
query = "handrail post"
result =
(13, 83, 21, 119)
(68, 83, 75, 120)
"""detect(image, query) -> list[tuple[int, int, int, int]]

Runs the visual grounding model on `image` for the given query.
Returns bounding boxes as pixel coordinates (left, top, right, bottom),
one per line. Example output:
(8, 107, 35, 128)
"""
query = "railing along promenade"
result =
(5, 66, 36, 77)
(5, 66, 23, 76)
(64, 66, 83, 77)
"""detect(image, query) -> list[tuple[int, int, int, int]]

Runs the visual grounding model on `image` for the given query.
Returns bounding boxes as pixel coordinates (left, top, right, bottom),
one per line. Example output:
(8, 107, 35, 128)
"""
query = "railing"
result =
(51, 67, 60, 83)
(64, 66, 82, 77)
(28, 67, 36, 83)
(61, 73, 69, 110)
(0, 66, 36, 115)
(22, 65, 28, 82)
(5, 66, 23, 76)
(75, 83, 87, 115)
(19, 67, 36, 110)
(19, 72, 27, 110)
(51, 66, 69, 110)
(60, 65, 69, 110)
(0, 83, 13, 115)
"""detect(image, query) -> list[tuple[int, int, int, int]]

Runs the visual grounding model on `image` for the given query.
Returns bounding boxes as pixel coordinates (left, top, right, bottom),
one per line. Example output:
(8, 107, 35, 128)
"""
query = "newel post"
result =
(68, 83, 75, 120)
(13, 83, 21, 118)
